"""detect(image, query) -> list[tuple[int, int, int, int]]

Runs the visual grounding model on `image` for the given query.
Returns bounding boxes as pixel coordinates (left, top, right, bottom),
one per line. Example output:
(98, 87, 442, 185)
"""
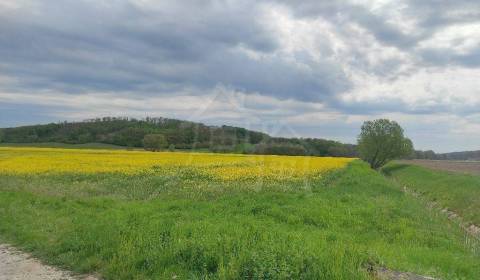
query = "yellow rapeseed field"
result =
(0, 147, 353, 181)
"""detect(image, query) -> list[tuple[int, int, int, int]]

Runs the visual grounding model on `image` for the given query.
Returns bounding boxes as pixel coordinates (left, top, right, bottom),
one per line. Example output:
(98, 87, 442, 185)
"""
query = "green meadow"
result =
(383, 162, 480, 227)
(0, 160, 478, 279)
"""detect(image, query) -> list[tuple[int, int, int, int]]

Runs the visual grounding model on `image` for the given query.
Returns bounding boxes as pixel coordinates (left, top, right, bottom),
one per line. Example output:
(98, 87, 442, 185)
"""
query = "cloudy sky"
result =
(1, 0, 479, 152)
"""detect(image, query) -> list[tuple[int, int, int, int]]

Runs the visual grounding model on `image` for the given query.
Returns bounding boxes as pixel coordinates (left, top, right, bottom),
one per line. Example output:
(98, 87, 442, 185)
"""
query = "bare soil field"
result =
(399, 160, 480, 176)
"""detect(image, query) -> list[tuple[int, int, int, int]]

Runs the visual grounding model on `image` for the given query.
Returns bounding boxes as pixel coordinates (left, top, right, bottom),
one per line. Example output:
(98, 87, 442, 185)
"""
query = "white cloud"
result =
(418, 23, 480, 55)
(341, 67, 480, 114)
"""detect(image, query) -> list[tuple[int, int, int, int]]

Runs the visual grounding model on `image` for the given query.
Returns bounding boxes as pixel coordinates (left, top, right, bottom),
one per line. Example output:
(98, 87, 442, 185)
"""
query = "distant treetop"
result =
(0, 116, 357, 158)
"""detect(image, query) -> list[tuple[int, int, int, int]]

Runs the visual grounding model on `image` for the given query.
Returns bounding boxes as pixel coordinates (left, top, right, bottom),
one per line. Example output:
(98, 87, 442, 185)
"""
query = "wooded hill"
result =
(0, 117, 357, 157)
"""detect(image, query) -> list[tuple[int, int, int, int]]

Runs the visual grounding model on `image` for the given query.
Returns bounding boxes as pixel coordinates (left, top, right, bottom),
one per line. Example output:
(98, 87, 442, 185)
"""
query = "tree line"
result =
(0, 117, 357, 157)
(3, 117, 473, 170)
(410, 150, 480, 161)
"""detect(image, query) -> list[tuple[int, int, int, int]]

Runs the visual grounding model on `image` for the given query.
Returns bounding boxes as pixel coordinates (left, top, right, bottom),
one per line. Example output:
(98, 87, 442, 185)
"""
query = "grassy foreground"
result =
(0, 160, 479, 279)
(383, 163, 480, 226)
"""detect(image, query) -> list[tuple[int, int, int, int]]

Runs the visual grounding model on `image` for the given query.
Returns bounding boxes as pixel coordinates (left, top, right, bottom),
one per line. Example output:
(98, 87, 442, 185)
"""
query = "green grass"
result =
(383, 163, 480, 226)
(0, 161, 478, 279)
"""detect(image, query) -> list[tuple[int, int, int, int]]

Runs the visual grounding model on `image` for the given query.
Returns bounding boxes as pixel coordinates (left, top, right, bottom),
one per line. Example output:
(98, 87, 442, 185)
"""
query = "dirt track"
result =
(0, 244, 96, 280)
(400, 160, 480, 176)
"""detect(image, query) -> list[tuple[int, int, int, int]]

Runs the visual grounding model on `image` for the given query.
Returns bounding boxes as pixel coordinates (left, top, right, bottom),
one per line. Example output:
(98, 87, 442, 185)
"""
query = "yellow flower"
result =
(0, 147, 353, 181)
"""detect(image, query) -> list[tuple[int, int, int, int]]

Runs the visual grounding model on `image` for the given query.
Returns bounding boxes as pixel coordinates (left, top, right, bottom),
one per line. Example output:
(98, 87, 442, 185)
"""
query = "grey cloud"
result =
(0, 0, 353, 102)
(419, 47, 480, 68)
(407, 0, 480, 28)
(278, 0, 480, 68)
(275, 1, 421, 48)
(1, 0, 480, 118)
(1, 0, 479, 152)
(333, 95, 480, 117)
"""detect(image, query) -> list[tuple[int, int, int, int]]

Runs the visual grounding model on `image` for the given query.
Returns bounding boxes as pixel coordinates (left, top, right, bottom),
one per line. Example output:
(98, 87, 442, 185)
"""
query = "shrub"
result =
(357, 119, 413, 169)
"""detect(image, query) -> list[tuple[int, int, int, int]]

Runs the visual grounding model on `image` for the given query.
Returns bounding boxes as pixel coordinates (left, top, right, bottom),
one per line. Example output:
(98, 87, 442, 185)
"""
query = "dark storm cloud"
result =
(0, 0, 352, 102)
(0, 0, 479, 110)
